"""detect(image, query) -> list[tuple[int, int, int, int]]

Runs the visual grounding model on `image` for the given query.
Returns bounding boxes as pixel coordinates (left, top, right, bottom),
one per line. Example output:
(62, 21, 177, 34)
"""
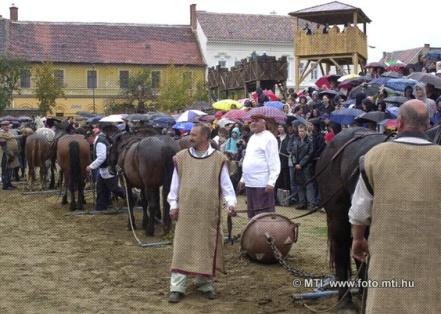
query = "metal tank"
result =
(240, 212, 299, 264)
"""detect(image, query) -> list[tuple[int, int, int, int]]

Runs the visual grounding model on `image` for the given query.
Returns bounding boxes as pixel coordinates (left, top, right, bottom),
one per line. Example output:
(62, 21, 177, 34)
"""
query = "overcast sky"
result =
(3, 0, 440, 62)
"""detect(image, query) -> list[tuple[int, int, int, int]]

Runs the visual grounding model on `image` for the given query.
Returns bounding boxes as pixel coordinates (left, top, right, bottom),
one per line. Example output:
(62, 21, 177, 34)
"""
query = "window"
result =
(218, 60, 226, 67)
(87, 70, 97, 89)
(54, 70, 64, 87)
(183, 71, 192, 89)
(152, 71, 161, 89)
(119, 70, 129, 88)
(311, 68, 318, 80)
(20, 69, 31, 88)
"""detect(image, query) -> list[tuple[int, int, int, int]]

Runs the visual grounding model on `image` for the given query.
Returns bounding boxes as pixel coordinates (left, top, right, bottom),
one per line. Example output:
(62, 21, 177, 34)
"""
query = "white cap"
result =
(436, 69, 441, 74)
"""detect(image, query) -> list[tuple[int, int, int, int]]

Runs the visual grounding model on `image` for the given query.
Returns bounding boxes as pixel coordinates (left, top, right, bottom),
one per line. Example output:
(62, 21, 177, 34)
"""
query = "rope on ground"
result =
(118, 169, 171, 248)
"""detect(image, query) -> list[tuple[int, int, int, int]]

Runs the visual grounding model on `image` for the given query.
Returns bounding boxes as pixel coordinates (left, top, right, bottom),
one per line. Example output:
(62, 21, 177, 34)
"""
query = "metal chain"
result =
(266, 236, 329, 279)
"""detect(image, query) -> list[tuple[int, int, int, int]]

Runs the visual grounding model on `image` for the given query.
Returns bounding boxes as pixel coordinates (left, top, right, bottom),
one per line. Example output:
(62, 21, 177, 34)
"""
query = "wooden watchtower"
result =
(289, 1, 371, 89)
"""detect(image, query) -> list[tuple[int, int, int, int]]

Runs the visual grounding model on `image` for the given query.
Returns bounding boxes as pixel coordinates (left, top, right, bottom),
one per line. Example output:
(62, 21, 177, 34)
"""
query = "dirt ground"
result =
(0, 184, 356, 313)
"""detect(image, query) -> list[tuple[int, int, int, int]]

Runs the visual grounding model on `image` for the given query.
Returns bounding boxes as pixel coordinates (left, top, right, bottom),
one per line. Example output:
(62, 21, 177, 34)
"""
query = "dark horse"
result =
(57, 134, 91, 211)
(316, 124, 441, 308)
(109, 130, 179, 236)
(25, 133, 56, 190)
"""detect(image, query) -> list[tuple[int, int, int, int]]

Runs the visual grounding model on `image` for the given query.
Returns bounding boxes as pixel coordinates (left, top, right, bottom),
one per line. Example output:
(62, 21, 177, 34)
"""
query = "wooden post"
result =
(295, 56, 300, 90)
(363, 22, 366, 34)
(352, 53, 359, 74)
(353, 11, 358, 26)
(319, 63, 325, 76)
(256, 80, 261, 89)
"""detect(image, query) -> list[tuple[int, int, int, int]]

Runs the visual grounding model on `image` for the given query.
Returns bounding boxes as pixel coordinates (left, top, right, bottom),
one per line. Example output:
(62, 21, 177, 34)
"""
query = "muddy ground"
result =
(0, 184, 358, 313)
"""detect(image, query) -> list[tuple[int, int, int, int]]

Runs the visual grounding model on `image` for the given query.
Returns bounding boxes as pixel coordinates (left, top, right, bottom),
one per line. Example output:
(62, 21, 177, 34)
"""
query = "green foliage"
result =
(0, 56, 27, 112)
(158, 65, 207, 112)
(34, 62, 65, 115)
(120, 67, 152, 112)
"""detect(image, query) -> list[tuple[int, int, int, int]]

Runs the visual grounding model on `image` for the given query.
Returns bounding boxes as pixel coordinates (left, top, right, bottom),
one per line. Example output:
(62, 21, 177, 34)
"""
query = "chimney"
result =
(10, 4, 18, 21)
(190, 4, 197, 32)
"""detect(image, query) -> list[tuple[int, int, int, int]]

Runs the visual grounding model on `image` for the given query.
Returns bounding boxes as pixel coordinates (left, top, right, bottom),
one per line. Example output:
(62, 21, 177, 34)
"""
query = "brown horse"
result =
(25, 133, 54, 190)
(57, 134, 90, 211)
(109, 130, 179, 235)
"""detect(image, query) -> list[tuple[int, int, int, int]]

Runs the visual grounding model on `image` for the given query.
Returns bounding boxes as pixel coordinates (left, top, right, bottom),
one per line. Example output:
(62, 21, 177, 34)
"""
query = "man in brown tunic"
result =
(350, 99, 441, 313)
(0, 121, 20, 190)
(167, 124, 237, 303)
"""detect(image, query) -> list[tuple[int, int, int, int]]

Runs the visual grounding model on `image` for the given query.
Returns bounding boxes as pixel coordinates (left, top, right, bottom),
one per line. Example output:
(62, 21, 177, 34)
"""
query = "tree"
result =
(0, 56, 27, 112)
(120, 68, 153, 113)
(34, 62, 65, 115)
(158, 65, 207, 112)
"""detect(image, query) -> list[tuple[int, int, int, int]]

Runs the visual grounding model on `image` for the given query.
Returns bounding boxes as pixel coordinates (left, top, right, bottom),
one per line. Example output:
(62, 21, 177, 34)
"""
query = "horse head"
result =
(108, 131, 132, 175)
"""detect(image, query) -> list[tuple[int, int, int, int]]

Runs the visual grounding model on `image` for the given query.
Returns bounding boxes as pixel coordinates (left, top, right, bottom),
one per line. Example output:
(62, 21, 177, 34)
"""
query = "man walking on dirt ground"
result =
(167, 124, 237, 303)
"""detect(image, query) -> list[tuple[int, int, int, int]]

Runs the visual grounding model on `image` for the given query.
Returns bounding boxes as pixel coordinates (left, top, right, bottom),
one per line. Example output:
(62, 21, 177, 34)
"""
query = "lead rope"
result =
(118, 169, 146, 247)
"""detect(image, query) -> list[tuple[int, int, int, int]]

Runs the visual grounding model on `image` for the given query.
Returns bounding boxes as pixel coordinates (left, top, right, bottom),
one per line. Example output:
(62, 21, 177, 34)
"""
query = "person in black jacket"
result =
(290, 124, 318, 209)
(275, 125, 290, 193)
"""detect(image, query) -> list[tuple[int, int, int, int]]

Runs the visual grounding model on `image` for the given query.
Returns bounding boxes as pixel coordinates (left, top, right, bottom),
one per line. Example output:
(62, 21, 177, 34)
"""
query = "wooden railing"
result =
(295, 25, 367, 59)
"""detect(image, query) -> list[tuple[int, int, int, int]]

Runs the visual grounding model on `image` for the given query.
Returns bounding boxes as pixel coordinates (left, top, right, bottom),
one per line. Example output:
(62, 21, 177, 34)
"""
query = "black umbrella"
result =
(17, 116, 32, 122)
(0, 115, 17, 122)
(188, 101, 211, 111)
(124, 114, 150, 122)
(355, 111, 386, 123)
(319, 89, 338, 97)
(407, 72, 441, 89)
(76, 111, 96, 118)
(349, 83, 380, 99)
(383, 96, 408, 105)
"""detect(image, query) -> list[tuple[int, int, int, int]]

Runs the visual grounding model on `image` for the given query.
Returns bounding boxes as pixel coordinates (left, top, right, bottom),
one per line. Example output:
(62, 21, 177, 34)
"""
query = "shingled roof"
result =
(196, 11, 294, 43)
(2, 20, 204, 66)
(379, 47, 424, 64)
(289, 1, 371, 25)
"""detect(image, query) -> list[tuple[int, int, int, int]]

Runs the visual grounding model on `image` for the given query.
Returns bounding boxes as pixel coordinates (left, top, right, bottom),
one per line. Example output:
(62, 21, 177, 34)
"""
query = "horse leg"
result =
(327, 199, 355, 309)
(146, 188, 159, 236)
(49, 159, 56, 189)
(40, 165, 47, 191)
(27, 166, 35, 191)
(77, 180, 85, 211)
(141, 192, 148, 231)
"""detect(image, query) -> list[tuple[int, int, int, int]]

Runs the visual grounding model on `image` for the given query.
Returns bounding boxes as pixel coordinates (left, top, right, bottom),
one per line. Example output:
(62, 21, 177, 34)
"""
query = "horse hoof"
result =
(127, 224, 137, 231)
(336, 297, 356, 311)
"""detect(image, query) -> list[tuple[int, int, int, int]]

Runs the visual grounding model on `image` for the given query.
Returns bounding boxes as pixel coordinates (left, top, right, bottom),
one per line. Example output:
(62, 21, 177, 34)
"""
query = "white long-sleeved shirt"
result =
(240, 130, 281, 187)
(349, 136, 433, 226)
(88, 134, 114, 179)
(167, 145, 237, 210)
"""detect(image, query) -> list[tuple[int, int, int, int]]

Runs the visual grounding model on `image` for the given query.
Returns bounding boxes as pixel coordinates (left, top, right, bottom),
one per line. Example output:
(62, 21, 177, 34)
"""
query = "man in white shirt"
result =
(239, 114, 281, 218)
(86, 123, 124, 211)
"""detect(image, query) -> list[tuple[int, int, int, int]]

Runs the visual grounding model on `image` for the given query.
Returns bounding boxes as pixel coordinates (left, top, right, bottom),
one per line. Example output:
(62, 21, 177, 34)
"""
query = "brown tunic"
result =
(364, 141, 441, 313)
(171, 149, 227, 276)
(0, 130, 20, 169)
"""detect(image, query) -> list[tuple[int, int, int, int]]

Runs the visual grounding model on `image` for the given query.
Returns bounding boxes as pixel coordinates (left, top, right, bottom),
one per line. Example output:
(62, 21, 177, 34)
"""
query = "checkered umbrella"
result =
(223, 109, 248, 121)
(243, 106, 287, 124)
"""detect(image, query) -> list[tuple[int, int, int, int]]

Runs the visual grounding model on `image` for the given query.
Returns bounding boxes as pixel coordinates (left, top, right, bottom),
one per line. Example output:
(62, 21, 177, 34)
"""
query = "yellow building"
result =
(1, 5, 205, 116)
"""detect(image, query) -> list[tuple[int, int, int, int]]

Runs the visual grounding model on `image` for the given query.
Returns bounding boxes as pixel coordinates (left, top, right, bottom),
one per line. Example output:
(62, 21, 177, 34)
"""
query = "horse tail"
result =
(69, 141, 81, 192)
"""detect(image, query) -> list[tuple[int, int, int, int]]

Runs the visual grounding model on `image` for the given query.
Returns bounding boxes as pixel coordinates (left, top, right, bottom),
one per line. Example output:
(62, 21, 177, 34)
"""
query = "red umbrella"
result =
(251, 89, 280, 101)
(385, 64, 406, 72)
(243, 106, 286, 124)
(315, 75, 341, 89)
(223, 109, 248, 121)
